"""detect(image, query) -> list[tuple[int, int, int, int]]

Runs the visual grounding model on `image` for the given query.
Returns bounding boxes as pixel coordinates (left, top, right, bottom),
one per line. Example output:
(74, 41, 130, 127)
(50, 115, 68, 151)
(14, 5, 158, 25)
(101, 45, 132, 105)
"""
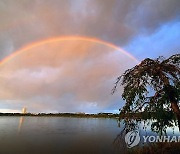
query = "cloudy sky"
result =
(0, 0, 179, 113)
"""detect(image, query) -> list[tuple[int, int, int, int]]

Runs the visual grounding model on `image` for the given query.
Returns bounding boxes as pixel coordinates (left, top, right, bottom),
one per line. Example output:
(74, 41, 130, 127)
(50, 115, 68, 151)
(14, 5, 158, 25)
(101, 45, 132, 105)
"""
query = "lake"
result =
(0, 117, 179, 154)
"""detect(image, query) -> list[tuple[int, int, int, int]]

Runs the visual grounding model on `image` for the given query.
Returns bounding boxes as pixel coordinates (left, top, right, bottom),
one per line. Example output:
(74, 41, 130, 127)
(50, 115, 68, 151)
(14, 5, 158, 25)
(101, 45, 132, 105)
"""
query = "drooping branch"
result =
(113, 54, 180, 131)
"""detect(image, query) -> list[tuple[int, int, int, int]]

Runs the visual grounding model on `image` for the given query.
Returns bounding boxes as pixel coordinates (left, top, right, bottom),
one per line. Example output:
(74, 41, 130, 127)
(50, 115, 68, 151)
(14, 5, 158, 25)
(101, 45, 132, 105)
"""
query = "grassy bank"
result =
(128, 142, 180, 154)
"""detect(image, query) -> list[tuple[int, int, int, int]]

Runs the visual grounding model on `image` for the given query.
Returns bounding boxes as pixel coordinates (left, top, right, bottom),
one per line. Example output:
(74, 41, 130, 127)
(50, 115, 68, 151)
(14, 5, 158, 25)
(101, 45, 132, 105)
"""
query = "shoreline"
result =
(0, 113, 119, 119)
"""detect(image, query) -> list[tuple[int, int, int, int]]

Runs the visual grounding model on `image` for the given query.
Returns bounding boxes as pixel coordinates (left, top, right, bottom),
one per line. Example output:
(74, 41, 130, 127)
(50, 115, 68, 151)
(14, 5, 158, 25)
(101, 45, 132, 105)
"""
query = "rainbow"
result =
(0, 36, 139, 66)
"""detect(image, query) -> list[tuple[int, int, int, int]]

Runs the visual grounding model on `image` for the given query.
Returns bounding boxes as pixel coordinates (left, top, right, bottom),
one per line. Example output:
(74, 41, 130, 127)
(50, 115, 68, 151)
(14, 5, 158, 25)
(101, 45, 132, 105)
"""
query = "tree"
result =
(112, 54, 180, 129)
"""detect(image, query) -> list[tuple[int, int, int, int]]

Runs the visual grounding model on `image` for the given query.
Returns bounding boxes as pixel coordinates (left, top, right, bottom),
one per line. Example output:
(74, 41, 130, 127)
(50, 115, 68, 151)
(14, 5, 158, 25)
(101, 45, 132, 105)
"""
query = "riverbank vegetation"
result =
(0, 112, 119, 118)
(113, 54, 180, 133)
(128, 142, 180, 154)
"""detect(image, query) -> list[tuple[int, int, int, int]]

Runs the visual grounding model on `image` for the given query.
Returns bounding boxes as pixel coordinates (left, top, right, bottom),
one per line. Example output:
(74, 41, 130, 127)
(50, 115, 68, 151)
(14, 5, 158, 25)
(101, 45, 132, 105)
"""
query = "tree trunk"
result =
(164, 84, 180, 131)
(171, 101, 180, 131)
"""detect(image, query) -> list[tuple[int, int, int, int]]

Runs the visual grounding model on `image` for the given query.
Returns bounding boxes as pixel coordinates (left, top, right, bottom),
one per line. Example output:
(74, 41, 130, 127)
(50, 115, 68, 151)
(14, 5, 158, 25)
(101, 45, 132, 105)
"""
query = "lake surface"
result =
(0, 117, 179, 154)
(0, 117, 122, 154)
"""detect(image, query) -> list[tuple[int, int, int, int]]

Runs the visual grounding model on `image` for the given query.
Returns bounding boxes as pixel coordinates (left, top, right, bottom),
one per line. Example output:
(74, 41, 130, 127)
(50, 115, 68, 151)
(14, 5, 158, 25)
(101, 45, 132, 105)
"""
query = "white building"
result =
(22, 107, 27, 114)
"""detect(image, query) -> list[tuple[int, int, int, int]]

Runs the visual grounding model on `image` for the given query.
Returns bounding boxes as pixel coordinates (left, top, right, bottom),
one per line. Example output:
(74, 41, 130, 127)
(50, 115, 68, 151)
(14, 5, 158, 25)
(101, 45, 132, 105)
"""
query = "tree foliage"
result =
(113, 54, 180, 124)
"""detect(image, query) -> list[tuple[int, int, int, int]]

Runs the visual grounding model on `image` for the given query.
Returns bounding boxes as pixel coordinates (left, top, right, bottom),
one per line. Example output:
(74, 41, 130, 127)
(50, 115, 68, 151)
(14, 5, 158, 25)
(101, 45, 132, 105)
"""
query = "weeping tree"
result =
(112, 54, 180, 129)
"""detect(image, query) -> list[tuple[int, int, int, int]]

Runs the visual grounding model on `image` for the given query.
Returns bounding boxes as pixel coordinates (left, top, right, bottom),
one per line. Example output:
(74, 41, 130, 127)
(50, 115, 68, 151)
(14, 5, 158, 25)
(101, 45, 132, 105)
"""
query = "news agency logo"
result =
(125, 130, 180, 148)
(125, 130, 140, 148)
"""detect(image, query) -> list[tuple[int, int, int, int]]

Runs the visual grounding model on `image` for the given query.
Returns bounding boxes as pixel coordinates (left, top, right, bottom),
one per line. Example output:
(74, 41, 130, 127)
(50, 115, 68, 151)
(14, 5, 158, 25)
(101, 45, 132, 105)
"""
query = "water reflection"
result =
(118, 118, 179, 135)
(18, 116, 24, 133)
(0, 117, 121, 154)
(113, 117, 180, 152)
(0, 117, 179, 154)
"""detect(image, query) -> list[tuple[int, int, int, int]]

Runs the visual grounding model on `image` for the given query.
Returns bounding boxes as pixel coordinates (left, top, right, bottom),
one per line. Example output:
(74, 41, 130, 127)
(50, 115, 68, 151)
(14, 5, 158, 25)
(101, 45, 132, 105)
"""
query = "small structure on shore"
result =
(22, 107, 27, 114)
(76, 112, 85, 115)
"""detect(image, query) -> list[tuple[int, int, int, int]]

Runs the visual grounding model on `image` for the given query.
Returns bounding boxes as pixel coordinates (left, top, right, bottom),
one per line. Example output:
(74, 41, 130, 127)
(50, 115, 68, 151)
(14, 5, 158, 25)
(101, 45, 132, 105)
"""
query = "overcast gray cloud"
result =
(0, 0, 179, 60)
(0, 0, 179, 113)
(0, 40, 136, 113)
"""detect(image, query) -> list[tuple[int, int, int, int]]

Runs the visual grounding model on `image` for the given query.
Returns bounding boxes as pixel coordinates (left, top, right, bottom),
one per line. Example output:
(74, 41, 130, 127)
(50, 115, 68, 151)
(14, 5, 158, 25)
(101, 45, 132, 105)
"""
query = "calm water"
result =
(0, 117, 122, 154)
(0, 117, 179, 154)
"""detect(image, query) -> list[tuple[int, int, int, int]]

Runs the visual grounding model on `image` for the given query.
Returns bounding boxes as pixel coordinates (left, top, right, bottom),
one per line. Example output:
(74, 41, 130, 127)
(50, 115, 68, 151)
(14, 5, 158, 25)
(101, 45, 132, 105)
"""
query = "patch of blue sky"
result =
(124, 21, 180, 60)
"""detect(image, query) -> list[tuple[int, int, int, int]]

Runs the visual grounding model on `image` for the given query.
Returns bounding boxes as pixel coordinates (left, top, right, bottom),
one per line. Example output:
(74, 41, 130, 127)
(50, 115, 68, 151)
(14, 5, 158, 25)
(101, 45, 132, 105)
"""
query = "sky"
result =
(0, 0, 179, 113)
